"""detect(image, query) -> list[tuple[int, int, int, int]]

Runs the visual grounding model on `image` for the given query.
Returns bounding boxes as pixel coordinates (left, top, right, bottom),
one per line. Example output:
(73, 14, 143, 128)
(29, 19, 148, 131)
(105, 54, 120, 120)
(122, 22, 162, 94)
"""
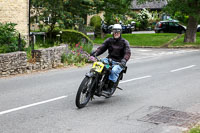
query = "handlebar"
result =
(92, 55, 125, 69)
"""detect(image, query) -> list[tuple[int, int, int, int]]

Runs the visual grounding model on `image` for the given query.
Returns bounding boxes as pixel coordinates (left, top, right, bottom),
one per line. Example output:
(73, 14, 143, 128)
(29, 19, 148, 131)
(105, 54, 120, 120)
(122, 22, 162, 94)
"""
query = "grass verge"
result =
(188, 125, 200, 133)
(94, 33, 178, 47)
(93, 33, 200, 48)
(171, 32, 200, 48)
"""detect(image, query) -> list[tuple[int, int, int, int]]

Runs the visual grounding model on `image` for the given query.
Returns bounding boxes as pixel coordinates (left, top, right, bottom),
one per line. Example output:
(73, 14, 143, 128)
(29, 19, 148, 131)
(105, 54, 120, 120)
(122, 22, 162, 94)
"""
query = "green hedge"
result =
(61, 29, 93, 47)
(90, 15, 102, 37)
(90, 15, 101, 28)
(0, 22, 26, 53)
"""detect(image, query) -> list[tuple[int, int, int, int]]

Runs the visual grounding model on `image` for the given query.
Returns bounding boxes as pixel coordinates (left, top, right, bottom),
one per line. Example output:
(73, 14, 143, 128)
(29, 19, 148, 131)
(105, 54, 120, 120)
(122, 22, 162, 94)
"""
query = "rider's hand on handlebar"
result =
(89, 51, 98, 62)
(90, 51, 97, 57)
(120, 59, 126, 68)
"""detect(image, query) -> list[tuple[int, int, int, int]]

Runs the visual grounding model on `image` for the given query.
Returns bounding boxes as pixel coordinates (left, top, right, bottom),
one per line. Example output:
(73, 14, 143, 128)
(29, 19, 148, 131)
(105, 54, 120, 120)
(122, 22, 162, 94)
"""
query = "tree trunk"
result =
(184, 15, 198, 43)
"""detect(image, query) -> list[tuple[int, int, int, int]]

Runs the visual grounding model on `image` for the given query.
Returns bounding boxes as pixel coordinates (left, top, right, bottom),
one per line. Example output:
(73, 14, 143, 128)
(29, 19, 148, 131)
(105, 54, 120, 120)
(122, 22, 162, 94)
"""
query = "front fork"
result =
(85, 71, 110, 96)
(85, 71, 100, 97)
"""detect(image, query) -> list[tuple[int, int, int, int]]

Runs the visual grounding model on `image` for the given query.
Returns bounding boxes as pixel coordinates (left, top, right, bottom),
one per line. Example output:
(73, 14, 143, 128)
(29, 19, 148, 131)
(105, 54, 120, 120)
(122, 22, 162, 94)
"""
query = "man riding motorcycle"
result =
(91, 24, 131, 95)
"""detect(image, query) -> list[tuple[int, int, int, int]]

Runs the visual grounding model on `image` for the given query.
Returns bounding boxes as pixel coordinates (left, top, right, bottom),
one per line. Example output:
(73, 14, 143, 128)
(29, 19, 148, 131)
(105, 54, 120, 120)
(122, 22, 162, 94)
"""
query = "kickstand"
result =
(117, 86, 123, 90)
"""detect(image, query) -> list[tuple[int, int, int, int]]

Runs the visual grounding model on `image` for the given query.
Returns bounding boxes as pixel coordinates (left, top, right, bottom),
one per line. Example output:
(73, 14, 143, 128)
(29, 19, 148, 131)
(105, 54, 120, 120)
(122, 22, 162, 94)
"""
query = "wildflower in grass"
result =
(75, 42, 80, 48)
(62, 43, 94, 66)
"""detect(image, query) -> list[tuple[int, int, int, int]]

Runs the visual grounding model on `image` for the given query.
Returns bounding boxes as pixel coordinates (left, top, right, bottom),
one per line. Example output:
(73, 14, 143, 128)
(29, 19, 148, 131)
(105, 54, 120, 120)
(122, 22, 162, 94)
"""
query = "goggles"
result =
(112, 29, 121, 33)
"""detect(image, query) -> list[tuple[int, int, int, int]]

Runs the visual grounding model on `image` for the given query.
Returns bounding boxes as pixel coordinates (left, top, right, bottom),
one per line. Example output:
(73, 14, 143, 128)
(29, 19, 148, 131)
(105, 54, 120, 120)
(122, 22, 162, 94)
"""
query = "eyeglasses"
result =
(113, 29, 121, 33)
(113, 32, 120, 35)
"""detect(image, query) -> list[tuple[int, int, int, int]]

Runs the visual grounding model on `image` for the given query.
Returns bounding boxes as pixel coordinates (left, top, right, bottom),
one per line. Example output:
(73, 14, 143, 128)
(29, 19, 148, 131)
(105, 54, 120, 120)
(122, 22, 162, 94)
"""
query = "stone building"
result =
(0, 0, 29, 40)
(131, 0, 168, 11)
(86, 0, 168, 25)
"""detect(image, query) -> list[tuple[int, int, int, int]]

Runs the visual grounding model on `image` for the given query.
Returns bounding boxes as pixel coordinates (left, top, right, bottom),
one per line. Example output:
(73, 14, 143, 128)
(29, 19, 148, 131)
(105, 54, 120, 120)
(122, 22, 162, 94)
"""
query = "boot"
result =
(102, 81, 115, 95)
(108, 81, 115, 90)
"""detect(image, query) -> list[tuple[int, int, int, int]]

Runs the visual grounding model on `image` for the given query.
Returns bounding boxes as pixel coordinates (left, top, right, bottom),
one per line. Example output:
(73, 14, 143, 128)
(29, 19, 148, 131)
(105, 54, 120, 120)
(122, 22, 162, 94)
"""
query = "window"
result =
(169, 22, 175, 26)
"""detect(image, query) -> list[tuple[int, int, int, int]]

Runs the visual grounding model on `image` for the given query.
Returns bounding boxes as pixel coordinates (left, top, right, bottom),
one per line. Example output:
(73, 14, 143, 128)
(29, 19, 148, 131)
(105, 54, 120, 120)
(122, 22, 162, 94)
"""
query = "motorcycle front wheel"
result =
(75, 77, 94, 108)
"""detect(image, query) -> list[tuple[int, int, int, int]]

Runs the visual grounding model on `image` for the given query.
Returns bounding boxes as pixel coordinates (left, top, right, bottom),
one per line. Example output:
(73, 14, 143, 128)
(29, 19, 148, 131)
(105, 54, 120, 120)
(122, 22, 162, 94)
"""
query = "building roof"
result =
(131, 0, 168, 10)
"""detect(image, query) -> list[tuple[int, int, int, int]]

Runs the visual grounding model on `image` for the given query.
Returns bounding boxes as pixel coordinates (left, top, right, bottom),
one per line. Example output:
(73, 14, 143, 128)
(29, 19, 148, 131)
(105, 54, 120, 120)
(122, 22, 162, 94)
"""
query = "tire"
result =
(108, 85, 117, 97)
(75, 77, 94, 108)
(159, 30, 164, 33)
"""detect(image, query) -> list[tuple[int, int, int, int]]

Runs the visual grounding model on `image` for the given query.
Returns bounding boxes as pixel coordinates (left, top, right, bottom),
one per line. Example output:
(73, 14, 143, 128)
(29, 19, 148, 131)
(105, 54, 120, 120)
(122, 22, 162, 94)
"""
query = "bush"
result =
(81, 43, 93, 54)
(127, 11, 137, 20)
(0, 22, 26, 53)
(61, 43, 94, 66)
(136, 8, 150, 30)
(26, 46, 32, 60)
(85, 26, 95, 32)
(61, 29, 93, 47)
(34, 38, 60, 49)
(90, 15, 102, 29)
(135, 21, 142, 31)
(189, 126, 200, 133)
(61, 53, 67, 64)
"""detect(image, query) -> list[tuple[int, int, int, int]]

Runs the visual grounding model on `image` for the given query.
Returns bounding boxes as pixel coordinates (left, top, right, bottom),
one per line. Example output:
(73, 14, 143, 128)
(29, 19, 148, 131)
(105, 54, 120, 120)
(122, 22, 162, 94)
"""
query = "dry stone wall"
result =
(0, 45, 68, 77)
(0, 52, 27, 76)
(32, 45, 67, 70)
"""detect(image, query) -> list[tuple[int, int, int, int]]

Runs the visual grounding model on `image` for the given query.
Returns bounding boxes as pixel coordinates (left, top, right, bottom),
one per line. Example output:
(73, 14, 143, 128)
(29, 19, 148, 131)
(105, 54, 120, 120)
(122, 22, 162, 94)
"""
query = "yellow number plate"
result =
(92, 62, 104, 73)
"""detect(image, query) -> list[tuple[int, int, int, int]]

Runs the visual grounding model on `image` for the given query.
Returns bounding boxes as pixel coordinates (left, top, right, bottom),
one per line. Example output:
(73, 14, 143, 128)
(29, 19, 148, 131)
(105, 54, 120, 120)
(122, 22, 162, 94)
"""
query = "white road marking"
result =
(170, 65, 196, 72)
(131, 49, 199, 61)
(137, 49, 152, 52)
(119, 75, 152, 84)
(0, 76, 153, 115)
(0, 96, 68, 115)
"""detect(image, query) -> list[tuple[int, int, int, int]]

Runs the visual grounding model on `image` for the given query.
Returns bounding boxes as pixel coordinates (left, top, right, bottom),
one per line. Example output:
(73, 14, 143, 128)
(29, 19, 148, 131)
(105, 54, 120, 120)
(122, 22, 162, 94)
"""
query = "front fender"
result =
(85, 72, 95, 78)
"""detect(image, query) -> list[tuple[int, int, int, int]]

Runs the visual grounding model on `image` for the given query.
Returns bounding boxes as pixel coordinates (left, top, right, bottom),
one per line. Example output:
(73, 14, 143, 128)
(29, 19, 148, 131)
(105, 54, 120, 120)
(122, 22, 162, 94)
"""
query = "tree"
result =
(164, 0, 200, 43)
(137, 0, 200, 43)
(95, 0, 133, 25)
(63, 0, 97, 32)
(31, 0, 65, 38)
(0, 23, 26, 53)
(31, 0, 97, 32)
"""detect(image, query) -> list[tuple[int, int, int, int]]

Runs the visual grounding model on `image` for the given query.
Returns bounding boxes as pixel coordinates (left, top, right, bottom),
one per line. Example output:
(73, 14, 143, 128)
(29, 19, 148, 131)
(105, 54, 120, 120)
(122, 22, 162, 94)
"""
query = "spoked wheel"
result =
(75, 77, 94, 108)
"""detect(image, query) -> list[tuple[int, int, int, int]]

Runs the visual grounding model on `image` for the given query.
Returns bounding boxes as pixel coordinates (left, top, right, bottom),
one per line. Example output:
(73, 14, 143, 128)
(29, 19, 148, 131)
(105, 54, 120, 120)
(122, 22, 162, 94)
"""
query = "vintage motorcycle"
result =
(75, 57, 127, 108)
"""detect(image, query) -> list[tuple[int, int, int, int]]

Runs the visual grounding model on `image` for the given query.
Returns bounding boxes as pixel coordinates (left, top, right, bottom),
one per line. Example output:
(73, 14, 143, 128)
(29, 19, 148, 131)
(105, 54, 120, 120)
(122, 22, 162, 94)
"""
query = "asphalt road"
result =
(0, 48, 200, 133)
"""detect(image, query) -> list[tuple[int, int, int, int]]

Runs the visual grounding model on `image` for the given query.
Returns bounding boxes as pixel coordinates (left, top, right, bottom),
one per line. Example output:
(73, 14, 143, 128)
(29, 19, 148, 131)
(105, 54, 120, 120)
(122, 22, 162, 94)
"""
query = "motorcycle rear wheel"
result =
(75, 77, 94, 108)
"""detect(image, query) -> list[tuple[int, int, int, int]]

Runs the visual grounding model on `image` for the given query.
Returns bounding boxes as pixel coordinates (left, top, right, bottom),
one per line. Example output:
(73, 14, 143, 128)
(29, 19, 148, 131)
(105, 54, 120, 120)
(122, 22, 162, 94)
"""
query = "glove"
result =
(120, 59, 126, 68)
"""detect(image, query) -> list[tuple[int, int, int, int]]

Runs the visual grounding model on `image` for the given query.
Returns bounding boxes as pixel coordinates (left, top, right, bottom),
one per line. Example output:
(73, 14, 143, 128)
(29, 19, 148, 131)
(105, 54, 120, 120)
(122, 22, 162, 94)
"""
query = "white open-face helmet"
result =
(112, 24, 122, 33)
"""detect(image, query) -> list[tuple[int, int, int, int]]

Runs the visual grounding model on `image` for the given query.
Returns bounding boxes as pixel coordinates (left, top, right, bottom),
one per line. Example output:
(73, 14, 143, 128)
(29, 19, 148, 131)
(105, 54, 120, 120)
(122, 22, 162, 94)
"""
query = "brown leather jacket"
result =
(95, 37, 131, 62)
